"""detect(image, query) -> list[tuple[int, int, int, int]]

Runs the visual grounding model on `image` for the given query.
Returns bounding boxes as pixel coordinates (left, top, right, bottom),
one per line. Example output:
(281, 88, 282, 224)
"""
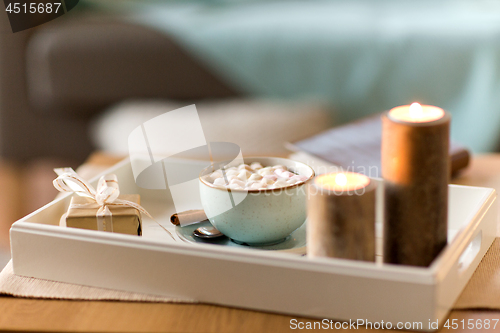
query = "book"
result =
(288, 114, 470, 178)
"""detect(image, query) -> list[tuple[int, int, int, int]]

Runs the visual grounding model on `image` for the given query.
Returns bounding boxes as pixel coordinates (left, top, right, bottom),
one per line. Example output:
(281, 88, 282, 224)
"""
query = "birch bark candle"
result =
(382, 103, 450, 267)
(307, 172, 376, 262)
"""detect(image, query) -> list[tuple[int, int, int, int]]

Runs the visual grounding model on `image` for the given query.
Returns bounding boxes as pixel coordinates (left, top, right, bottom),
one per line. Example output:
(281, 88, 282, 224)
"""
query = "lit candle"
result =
(389, 102, 444, 123)
(315, 172, 371, 192)
(382, 103, 450, 267)
(307, 172, 376, 262)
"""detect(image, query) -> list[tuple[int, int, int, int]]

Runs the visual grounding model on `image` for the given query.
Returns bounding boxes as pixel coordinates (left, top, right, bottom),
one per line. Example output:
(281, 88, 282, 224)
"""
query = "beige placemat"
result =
(0, 239, 499, 308)
(0, 260, 195, 303)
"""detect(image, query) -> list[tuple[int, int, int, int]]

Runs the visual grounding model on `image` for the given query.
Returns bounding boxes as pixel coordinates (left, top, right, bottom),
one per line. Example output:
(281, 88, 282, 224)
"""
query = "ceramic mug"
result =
(199, 157, 315, 245)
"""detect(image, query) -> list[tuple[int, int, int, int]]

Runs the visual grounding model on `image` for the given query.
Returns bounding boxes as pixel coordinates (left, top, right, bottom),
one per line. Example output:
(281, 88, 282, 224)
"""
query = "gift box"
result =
(66, 194, 142, 235)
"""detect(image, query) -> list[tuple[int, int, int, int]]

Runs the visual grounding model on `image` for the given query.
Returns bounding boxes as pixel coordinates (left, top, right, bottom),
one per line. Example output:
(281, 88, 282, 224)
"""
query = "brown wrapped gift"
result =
(66, 194, 142, 235)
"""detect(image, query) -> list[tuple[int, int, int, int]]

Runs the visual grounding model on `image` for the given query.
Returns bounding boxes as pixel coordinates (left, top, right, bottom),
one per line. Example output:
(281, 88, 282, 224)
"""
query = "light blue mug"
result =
(199, 157, 315, 245)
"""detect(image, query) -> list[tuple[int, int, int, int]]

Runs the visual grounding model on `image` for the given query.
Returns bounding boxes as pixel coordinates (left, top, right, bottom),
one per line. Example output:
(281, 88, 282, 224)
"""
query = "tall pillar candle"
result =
(382, 103, 450, 267)
(307, 172, 376, 262)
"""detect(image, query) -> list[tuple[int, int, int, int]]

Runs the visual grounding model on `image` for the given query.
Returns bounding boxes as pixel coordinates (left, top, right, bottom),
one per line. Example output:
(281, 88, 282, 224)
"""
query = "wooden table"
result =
(0, 152, 499, 333)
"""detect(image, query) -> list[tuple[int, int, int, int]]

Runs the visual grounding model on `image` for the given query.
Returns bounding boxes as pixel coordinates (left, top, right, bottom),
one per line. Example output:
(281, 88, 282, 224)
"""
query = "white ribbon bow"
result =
(53, 169, 153, 232)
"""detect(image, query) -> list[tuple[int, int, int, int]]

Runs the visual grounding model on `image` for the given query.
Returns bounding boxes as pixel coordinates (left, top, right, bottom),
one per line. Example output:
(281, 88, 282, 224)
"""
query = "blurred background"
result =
(1, 0, 500, 263)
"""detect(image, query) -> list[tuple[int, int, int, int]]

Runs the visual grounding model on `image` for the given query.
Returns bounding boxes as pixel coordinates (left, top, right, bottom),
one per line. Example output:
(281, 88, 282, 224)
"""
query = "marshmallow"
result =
(249, 173, 263, 181)
(237, 170, 252, 181)
(245, 181, 258, 188)
(208, 162, 305, 190)
(213, 178, 227, 186)
(225, 169, 239, 177)
(258, 168, 274, 176)
(280, 171, 294, 179)
(290, 175, 308, 182)
(273, 165, 287, 171)
(209, 171, 222, 181)
(238, 164, 253, 172)
(264, 175, 278, 181)
(226, 175, 238, 182)
(250, 162, 263, 170)
(262, 178, 275, 185)
(250, 181, 268, 189)
(230, 179, 245, 187)
(274, 180, 288, 188)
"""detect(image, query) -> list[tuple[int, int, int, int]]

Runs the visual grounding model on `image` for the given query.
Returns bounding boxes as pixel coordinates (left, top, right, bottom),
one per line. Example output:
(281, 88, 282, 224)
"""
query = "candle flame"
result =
(389, 103, 445, 123)
(409, 102, 423, 119)
(335, 173, 347, 187)
(315, 172, 370, 191)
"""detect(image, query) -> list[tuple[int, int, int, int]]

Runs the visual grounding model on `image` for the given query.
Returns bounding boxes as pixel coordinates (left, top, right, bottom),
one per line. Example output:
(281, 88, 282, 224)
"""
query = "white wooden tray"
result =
(10, 158, 497, 331)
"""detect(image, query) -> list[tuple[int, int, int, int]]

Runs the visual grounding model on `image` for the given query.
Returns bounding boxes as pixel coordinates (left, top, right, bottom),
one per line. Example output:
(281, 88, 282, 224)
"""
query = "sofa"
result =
(0, 8, 239, 162)
(3, 0, 500, 163)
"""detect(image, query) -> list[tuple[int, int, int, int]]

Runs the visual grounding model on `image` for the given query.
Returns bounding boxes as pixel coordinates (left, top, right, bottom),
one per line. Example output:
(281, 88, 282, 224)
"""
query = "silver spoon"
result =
(193, 226, 225, 239)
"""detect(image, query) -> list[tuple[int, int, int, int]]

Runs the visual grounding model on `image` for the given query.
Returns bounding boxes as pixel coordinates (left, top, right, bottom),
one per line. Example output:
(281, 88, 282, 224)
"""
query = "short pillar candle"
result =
(382, 103, 450, 267)
(307, 172, 376, 262)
